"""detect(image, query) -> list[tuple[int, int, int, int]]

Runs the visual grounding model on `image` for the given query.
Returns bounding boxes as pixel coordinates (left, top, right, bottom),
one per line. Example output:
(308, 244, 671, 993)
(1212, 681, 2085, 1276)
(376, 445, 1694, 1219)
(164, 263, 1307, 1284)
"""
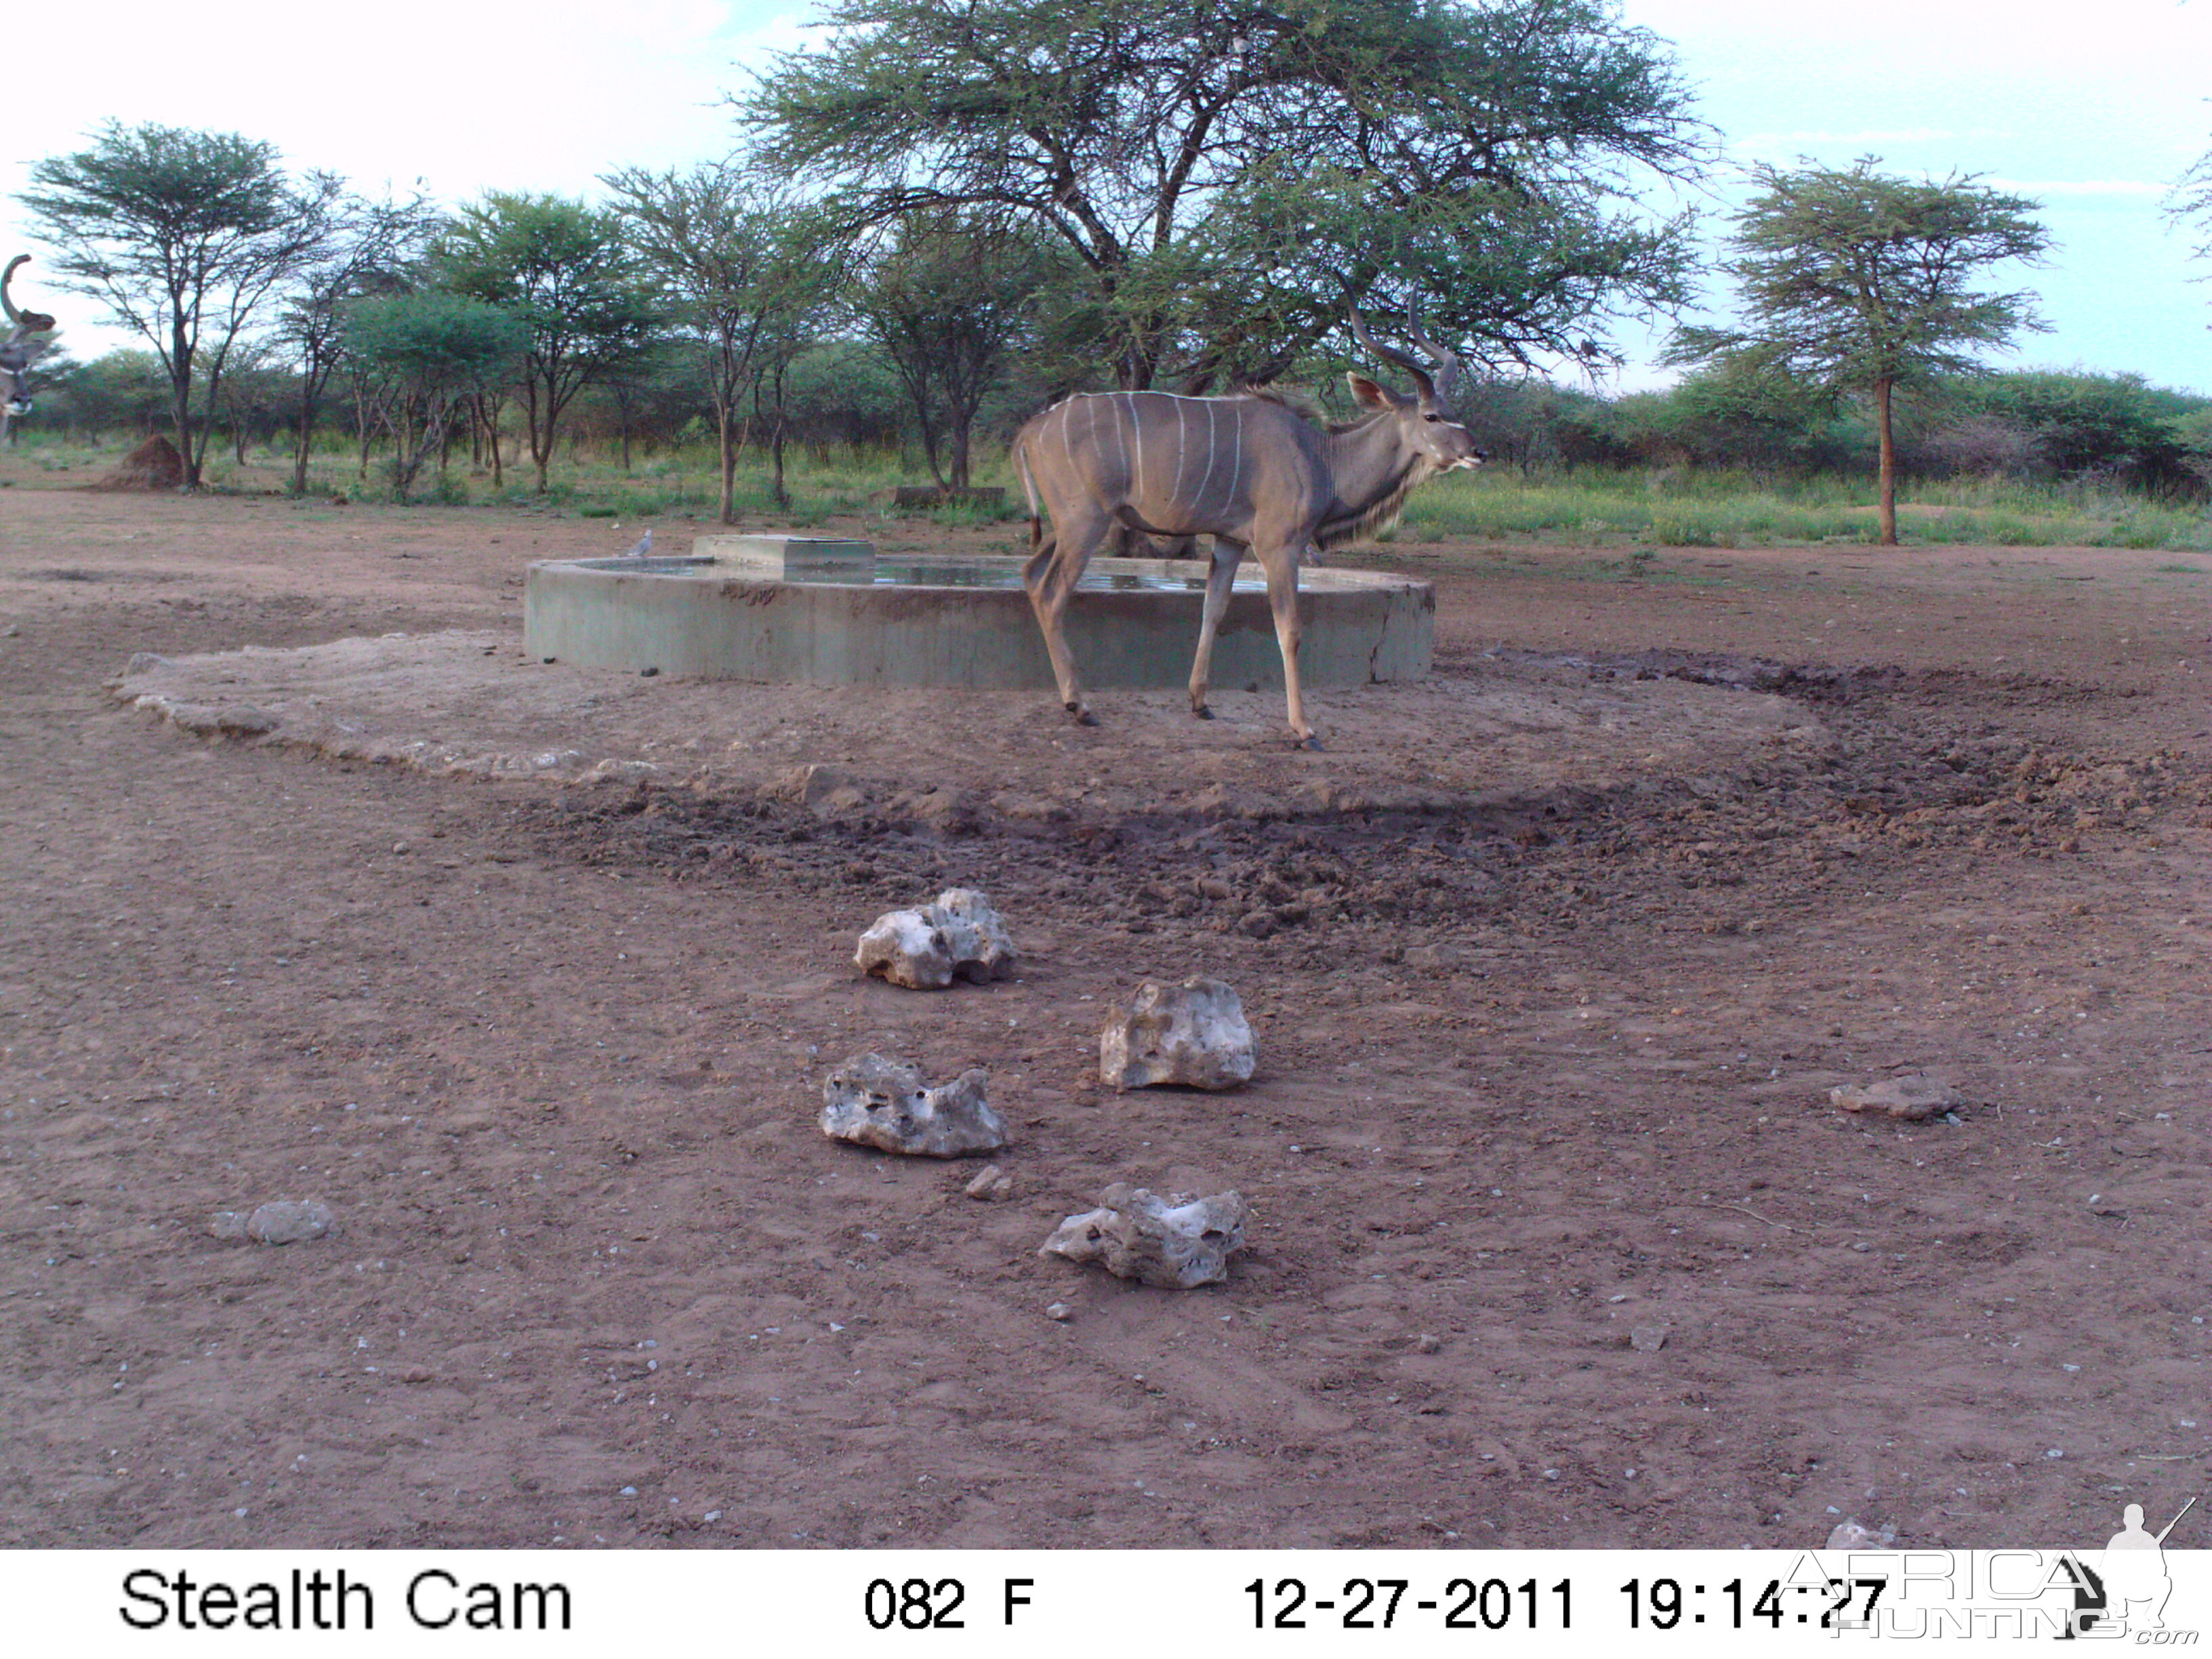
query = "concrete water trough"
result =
(523, 535, 1433, 690)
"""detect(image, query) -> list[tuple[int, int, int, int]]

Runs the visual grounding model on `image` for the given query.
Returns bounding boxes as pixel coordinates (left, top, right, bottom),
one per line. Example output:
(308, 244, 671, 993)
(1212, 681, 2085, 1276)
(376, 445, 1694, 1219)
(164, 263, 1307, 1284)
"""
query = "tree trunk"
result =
(352, 377, 375, 485)
(1875, 376, 1898, 548)
(190, 361, 226, 491)
(387, 402, 416, 504)
(291, 393, 319, 496)
(523, 377, 550, 494)
(169, 314, 199, 492)
(918, 410, 945, 488)
(478, 394, 506, 491)
(948, 419, 970, 491)
(171, 390, 197, 492)
(758, 368, 792, 510)
(717, 402, 737, 526)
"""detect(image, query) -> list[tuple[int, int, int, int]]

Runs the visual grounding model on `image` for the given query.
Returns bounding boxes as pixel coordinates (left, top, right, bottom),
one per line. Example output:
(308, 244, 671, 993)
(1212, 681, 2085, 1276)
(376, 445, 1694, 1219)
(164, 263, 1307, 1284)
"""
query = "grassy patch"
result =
(1401, 468, 2212, 552)
(7, 429, 2210, 551)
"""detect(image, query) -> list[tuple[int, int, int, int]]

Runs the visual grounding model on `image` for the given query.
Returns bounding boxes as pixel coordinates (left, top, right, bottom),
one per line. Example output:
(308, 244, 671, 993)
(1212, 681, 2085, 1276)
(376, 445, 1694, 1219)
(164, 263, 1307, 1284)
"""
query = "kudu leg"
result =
(1261, 550, 1318, 749)
(1022, 515, 1105, 725)
(1186, 537, 1246, 719)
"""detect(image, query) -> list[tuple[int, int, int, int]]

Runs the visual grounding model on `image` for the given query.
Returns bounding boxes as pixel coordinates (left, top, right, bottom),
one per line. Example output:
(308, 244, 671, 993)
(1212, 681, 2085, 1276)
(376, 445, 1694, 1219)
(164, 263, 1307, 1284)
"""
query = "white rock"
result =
(1099, 977, 1255, 1091)
(1040, 1183, 1249, 1288)
(930, 889, 1017, 981)
(1825, 1517, 1898, 1550)
(820, 1053, 1006, 1157)
(855, 890, 1017, 989)
(855, 908, 956, 989)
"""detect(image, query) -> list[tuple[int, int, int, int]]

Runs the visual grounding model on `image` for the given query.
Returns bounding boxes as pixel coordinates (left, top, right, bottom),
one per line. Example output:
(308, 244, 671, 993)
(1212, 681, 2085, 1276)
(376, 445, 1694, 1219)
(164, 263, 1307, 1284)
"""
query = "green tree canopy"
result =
(1959, 370, 2199, 490)
(343, 291, 527, 500)
(1610, 356, 1858, 472)
(436, 193, 659, 492)
(848, 212, 1058, 487)
(744, 208, 852, 508)
(2165, 134, 2212, 269)
(19, 121, 343, 488)
(602, 163, 792, 523)
(739, 0, 1706, 391)
(273, 188, 441, 495)
(1666, 157, 2050, 544)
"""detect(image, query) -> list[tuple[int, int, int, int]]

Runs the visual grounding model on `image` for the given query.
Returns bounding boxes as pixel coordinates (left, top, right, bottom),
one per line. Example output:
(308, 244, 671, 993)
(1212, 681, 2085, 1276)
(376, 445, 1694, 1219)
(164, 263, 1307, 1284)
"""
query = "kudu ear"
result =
(1347, 373, 1410, 411)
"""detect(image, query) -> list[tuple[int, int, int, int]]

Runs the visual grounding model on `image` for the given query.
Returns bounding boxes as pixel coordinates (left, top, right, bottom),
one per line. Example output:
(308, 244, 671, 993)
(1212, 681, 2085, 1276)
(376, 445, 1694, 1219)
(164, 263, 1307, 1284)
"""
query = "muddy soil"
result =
(1, 480, 2207, 1551)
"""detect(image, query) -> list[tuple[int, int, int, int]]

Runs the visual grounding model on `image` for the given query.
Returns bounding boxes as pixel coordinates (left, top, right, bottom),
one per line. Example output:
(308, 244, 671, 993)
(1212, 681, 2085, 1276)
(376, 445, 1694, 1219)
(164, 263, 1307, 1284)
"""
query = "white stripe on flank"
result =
(1124, 392, 1144, 503)
(1195, 400, 1218, 518)
(1059, 400, 1076, 472)
(1226, 404, 1243, 510)
(1174, 399, 1187, 505)
(1109, 394, 1128, 491)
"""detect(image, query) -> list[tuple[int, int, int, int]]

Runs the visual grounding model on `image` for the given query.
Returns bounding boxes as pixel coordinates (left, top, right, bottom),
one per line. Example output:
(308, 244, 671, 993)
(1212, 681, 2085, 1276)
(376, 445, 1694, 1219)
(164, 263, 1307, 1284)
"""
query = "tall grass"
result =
(7, 428, 2207, 548)
(0, 430, 1034, 528)
(1399, 466, 2212, 551)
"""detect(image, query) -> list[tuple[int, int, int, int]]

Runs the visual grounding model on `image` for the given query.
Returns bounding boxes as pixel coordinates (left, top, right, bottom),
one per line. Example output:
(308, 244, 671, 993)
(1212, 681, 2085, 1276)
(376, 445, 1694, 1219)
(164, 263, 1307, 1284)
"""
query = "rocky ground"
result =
(1, 479, 2206, 1550)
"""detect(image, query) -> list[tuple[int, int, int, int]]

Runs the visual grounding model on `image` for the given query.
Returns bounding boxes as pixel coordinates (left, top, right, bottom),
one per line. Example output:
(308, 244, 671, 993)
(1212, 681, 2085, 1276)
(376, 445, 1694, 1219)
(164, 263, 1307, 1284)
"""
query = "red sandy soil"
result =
(1, 478, 2207, 1550)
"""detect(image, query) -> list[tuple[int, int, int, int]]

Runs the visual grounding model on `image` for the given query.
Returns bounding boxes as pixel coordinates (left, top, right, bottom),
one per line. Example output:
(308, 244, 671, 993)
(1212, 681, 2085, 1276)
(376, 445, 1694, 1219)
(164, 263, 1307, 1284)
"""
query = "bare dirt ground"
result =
(1, 478, 2207, 1552)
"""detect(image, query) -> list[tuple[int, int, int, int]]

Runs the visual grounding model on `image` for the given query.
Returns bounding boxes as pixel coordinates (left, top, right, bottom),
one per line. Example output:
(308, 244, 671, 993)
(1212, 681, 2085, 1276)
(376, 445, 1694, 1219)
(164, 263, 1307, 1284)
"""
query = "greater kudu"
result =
(1011, 312, 1481, 748)
(2, 256, 58, 428)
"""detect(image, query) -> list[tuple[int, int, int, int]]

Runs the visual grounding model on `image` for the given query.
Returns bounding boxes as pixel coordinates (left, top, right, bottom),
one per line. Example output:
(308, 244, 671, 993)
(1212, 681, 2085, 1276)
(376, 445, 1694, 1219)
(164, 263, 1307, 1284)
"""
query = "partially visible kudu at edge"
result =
(3, 256, 58, 430)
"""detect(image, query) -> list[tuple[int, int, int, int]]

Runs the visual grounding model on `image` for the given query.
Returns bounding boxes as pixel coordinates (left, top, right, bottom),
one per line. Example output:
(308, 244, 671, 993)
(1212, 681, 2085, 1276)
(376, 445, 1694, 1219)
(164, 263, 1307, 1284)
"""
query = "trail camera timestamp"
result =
(1246, 1576, 1572, 1631)
(1620, 1576, 1889, 1629)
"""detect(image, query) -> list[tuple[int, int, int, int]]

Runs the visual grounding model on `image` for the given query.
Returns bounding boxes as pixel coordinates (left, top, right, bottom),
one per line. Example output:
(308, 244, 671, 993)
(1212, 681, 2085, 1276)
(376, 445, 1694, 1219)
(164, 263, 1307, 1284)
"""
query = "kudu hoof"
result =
(1193, 704, 1215, 721)
(1067, 705, 1099, 727)
(1292, 734, 1324, 752)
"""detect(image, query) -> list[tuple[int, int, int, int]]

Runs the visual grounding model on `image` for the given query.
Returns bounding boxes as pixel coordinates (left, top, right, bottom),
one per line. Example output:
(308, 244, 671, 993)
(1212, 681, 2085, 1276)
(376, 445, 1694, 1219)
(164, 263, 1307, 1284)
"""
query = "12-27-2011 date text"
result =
(1247, 1576, 1572, 1631)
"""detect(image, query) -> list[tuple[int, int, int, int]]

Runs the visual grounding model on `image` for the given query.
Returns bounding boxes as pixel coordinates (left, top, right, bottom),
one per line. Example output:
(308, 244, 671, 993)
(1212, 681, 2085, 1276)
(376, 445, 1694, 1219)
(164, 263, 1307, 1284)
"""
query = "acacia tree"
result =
(436, 194, 657, 493)
(342, 291, 526, 501)
(741, 0, 1706, 391)
(19, 122, 344, 489)
(601, 163, 785, 523)
(849, 213, 1054, 487)
(750, 215, 850, 510)
(273, 189, 440, 495)
(2165, 135, 2212, 268)
(203, 338, 289, 465)
(1666, 159, 2049, 545)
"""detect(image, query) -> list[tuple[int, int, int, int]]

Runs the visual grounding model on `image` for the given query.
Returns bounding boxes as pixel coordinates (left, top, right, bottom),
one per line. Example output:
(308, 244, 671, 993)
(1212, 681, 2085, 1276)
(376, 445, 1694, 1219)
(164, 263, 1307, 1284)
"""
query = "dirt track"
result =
(1, 481, 2207, 1550)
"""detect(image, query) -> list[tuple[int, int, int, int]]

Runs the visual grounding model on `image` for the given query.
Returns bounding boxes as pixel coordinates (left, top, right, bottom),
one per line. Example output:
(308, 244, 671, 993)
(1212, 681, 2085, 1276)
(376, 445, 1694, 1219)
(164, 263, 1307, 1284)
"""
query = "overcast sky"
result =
(5, 0, 2209, 394)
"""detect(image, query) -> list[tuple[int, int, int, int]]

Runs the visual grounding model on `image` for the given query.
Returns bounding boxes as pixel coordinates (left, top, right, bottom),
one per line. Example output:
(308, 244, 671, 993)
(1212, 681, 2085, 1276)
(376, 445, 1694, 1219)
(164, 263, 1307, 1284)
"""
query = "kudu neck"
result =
(1325, 409, 1433, 496)
(1311, 407, 1440, 552)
